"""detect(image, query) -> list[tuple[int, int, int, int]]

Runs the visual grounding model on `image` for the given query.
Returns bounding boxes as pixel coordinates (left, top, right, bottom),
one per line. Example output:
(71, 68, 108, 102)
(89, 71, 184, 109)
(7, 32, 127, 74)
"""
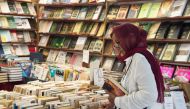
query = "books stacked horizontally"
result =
(39, 6, 105, 21)
(160, 65, 190, 83)
(38, 21, 106, 37)
(0, 72, 8, 83)
(39, 0, 105, 4)
(0, 1, 36, 15)
(1, 66, 23, 82)
(107, 0, 190, 19)
(0, 44, 30, 56)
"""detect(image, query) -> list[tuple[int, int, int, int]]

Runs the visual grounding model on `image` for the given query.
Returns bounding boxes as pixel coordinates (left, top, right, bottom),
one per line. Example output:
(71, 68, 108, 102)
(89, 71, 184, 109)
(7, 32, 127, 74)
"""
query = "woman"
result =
(106, 23, 164, 109)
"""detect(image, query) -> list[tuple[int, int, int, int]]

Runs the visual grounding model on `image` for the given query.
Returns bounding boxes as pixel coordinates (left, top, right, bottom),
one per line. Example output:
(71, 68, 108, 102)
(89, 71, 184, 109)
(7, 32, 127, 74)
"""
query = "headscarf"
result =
(111, 23, 164, 103)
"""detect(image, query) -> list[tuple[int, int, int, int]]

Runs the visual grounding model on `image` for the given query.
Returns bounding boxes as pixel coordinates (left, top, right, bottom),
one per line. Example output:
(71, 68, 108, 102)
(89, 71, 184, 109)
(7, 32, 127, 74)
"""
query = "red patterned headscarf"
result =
(112, 23, 164, 103)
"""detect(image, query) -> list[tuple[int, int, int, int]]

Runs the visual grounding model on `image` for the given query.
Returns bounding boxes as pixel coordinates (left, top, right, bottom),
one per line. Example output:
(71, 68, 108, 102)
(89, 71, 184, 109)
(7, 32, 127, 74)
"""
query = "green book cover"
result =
(71, 8, 80, 19)
(148, 2, 161, 18)
(7, 1, 17, 13)
(49, 22, 58, 33)
(56, 37, 65, 48)
(62, 37, 72, 48)
(139, 22, 153, 32)
(21, 3, 30, 14)
(85, 7, 96, 19)
(138, 3, 152, 18)
(6, 17, 16, 28)
(86, 23, 94, 34)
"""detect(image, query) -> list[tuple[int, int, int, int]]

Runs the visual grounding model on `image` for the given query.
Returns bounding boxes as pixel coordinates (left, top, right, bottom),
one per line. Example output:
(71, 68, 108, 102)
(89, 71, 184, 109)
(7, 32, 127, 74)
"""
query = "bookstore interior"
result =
(1, 0, 190, 109)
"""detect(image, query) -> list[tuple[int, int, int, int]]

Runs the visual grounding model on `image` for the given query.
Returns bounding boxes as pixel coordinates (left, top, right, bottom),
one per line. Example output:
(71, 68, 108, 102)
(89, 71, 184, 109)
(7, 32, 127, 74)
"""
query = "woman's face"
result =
(111, 34, 126, 56)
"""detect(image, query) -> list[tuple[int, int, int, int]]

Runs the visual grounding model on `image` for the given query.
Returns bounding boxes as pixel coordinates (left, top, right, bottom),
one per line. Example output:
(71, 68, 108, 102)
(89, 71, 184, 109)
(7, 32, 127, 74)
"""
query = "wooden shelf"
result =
(147, 39, 190, 43)
(0, 13, 36, 17)
(0, 28, 36, 31)
(103, 54, 116, 58)
(38, 18, 103, 22)
(38, 46, 102, 55)
(160, 61, 190, 66)
(108, 16, 190, 22)
(39, 3, 104, 7)
(39, 32, 103, 39)
(0, 42, 35, 45)
(15, 0, 32, 3)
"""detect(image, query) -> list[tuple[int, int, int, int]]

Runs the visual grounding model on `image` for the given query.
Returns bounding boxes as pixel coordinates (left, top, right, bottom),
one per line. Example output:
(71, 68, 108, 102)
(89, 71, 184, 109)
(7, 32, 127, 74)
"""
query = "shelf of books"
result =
(0, 0, 37, 87)
(103, 0, 190, 85)
(37, 0, 106, 68)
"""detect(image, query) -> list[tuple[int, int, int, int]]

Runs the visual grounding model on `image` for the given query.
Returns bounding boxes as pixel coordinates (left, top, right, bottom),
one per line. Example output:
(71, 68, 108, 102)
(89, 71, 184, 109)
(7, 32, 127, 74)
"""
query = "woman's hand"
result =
(105, 92, 116, 109)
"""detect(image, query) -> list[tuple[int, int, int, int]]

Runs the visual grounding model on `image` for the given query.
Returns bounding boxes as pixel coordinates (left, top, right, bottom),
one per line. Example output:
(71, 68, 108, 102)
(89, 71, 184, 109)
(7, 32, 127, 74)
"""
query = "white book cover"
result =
(116, 5, 129, 19)
(170, 0, 188, 17)
(74, 37, 87, 50)
(45, 21, 53, 33)
(0, 17, 9, 28)
(38, 21, 45, 32)
(78, 8, 88, 19)
(102, 57, 115, 71)
(0, 1, 10, 13)
(23, 32, 31, 42)
(93, 40, 103, 52)
(70, 0, 80, 3)
(38, 35, 50, 46)
(92, 6, 103, 20)
(15, 18, 24, 29)
(10, 31, 18, 42)
(0, 30, 12, 42)
(2, 44, 13, 54)
(96, 0, 105, 3)
(21, 19, 31, 29)
(27, 3, 36, 15)
(175, 44, 190, 62)
(15, 2, 24, 14)
(55, 51, 67, 64)
(46, 50, 59, 62)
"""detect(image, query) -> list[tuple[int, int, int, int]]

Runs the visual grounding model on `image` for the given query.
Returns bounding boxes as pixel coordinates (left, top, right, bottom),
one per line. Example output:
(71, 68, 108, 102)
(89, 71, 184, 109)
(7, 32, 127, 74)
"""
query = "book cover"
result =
(71, 8, 80, 19)
(138, 2, 152, 18)
(160, 65, 175, 78)
(68, 37, 78, 50)
(147, 22, 161, 39)
(0, 1, 10, 13)
(148, 2, 161, 18)
(169, 0, 188, 17)
(102, 77, 128, 96)
(154, 44, 165, 59)
(107, 6, 120, 19)
(89, 23, 99, 36)
(93, 40, 103, 52)
(96, 22, 106, 37)
(73, 22, 83, 34)
(0, 30, 12, 42)
(27, 3, 36, 16)
(46, 50, 59, 62)
(2, 44, 12, 55)
(7, 17, 16, 28)
(88, 39, 96, 51)
(78, 7, 88, 19)
(83, 38, 92, 50)
(112, 59, 125, 72)
(74, 37, 87, 50)
(183, 0, 190, 16)
(127, 4, 141, 18)
(180, 23, 190, 39)
(166, 22, 183, 39)
(92, 6, 103, 20)
(139, 22, 153, 32)
(10, 30, 18, 42)
(62, 37, 72, 49)
(38, 35, 50, 47)
(175, 44, 190, 62)
(102, 57, 115, 71)
(23, 32, 31, 42)
(155, 22, 170, 39)
(7, 1, 17, 13)
(63, 8, 73, 19)
(116, 5, 129, 19)
(161, 44, 177, 61)
(99, 8, 106, 21)
(0, 17, 9, 28)
(15, 2, 24, 14)
(55, 51, 67, 64)
(158, 0, 174, 17)
(21, 19, 31, 29)
(175, 66, 190, 83)
(104, 40, 113, 55)
(85, 7, 96, 19)
(21, 2, 30, 14)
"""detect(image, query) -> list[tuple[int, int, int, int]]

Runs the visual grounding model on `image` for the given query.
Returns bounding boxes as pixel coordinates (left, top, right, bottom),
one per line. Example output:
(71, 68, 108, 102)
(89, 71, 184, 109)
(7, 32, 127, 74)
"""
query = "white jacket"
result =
(114, 53, 163, 109)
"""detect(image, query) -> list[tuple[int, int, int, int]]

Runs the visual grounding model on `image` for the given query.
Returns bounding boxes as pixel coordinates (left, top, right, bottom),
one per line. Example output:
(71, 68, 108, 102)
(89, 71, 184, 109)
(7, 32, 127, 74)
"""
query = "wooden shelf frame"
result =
(0, 13, 36, 17)
(0, 28, 37, 31)
(38, 18, 103, 22)
(38, 3, 104, 7)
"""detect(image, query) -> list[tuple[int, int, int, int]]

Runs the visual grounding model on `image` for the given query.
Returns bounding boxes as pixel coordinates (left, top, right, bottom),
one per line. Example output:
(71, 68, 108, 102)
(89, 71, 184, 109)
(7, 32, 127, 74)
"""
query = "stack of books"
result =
(0, 72, 8, 83)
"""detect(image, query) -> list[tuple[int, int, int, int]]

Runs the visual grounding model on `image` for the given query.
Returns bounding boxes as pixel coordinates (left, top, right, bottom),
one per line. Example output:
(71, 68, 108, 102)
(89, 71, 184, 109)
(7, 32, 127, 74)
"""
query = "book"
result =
(102, 57, 115, 71)
(155, 22, 170, 39)
(68, 37, 78, 50)
(112, 59, 125, 72)
(49, 22, 62, 33)
(175, 44, 190, 62)
(166, 22, 183, 39)
(160, 65, 175, 79)
(2, 44, 13, 54)
(62, 37, 72, 49)
(21, 2, 30, 14)
(147, 22, 161, 39)
(139, 22, 152, 32)
(7, 1, 17, 13)
(169, 0, 188, 17)
(127, 4, 141, 18)
(183, 0, 190, 16)
(27, 3, 36, 15)
(21, 19, 31, 29)
(147, 2, 161, 18)
(180, 23, 190, 39)
(88, 39, 96, 51)
(38, 35, 50, 47)
(154, 44, 165, 59)
(104, 40, 113, 55)
(78, 7, 88, 19)
(138, 3, 152, 18)
(74, 37, 87, 50)
(174, 66, 190, 83)
(46, 50, 59, 62)
(93, 40, 103, 52)
(0, 1, 10, 13)
(89, 23, 99, 36)
(116, 5, 129, 19)
(15, 2, 24, 14)
(23, 32, 31, 42)
(102, 77, 128, 96)
(96, 22, 106, 37)
(0, 30, 12, 42)
(0, 17, 9, 28)
(85, 7, 96, 19)
(55, 51, 67, 64)
(83, 38, 92, 50)
(161, 44, 177, 61)
(99, 8, 106, 21)
(7, 17, 16, 28)
(147, 44, 155, 53)
(158, 0, 174, 17)
(13, 45, 30, 56)
(92, 6, 103, 20)
(73, 22, 83, 34)
(107, 6, 120, 19)
(71, 8, 80, 19)
(63, 8, 73, 19)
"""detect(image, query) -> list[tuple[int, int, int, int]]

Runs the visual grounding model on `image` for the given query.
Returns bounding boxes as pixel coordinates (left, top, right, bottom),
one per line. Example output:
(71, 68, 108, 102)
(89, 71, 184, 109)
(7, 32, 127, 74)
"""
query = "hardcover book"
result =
(71, 8, 80, 19)
(147, 22, 161, 39)
(175, 44, 190, 62)
(85, 7, 96, 19)
(155, 22, 170, 39)
(74, 37, 87, 50)
(160, 65, 175, 79)
(107, 6, 120, 19)
(92, 6, 103, 20)
(138, 2, 152, 18)
(161, 44, 177, 61)
(127, 4, 141, 18)
(78, 7, 88, 19)
(116, 5, 129, 19)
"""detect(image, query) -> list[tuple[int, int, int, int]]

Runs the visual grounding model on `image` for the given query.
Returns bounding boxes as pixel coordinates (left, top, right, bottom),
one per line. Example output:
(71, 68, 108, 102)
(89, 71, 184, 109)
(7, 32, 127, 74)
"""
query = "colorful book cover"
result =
(175, 67, 190, 83)
(160, 65, 175, 78)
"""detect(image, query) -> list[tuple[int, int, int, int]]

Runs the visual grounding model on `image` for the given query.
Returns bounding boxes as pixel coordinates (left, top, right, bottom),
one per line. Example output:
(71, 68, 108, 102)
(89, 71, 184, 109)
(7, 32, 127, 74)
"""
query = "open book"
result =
(102, 77, 128, 96)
